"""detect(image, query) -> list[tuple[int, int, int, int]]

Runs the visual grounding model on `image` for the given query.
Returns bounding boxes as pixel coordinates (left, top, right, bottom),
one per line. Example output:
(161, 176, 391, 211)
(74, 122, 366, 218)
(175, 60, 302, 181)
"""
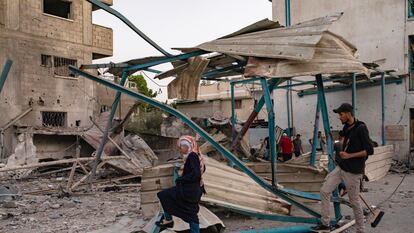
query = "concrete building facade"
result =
(0, 0, 114, 160)
(176, 81, 268, 122)
(271, 0, 414, 162)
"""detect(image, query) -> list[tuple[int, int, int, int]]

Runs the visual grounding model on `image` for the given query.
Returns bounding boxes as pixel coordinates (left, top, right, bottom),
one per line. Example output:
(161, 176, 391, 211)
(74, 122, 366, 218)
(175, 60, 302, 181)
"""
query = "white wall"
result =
(271, 0, 413, 161)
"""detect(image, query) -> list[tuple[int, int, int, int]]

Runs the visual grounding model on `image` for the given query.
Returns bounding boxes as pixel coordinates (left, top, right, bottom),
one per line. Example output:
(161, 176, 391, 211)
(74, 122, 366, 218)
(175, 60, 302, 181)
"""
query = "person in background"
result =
(278, 133, 293, 162)
(309, 131, 326, 153)
(293, 134, 304, 157)
(156, 136, 206, 233)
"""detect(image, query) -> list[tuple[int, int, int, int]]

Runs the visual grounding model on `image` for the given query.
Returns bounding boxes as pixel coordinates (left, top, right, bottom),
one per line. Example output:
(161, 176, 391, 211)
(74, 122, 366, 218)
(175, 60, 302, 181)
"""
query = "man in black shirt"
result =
(312, 103, 373, 233)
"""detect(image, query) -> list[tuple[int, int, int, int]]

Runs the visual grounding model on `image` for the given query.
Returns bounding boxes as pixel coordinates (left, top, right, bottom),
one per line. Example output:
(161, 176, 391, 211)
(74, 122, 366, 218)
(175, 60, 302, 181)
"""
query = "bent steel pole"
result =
(261, 78, 277, 186)
(315, 74, 342, 221)
(231, 79, 283, 151)
(88, 0, 172, 57)
(89, 71, 128, 181)
(0, 59, 13, 94)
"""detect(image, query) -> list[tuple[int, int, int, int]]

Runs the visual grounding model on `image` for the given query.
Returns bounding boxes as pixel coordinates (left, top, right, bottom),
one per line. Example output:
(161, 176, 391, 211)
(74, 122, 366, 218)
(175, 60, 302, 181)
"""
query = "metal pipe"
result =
(261, 78, 277, 187)
(310, 100, 320, 166)
(231, 83, 236, 141)
(89, 71, 129, 181)
(125, 50, 208, 72)
(231, 79, 283, 151)
(87, 0, 171, 56)
(352, 73, 357, 116)
(69, 66, 322, 217)
(381, 72, 386, 145)
(0, 59, 13, 94)
(286, 80, 291, 136)
(240, 226, 311, 233)
(315, 74, 342, 221)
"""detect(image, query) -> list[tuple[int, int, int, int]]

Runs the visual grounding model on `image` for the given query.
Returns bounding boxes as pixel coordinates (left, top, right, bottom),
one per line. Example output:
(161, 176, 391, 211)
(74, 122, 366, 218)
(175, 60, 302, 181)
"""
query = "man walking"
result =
(311, 103, 373, 233)
(293, 134, 304, 157)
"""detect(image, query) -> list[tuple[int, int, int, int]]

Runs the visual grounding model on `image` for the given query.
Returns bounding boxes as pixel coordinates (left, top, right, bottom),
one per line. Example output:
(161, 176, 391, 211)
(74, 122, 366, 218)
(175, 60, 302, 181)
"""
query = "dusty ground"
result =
(0, 172, 413, 233)
(221, 172, 414, 233)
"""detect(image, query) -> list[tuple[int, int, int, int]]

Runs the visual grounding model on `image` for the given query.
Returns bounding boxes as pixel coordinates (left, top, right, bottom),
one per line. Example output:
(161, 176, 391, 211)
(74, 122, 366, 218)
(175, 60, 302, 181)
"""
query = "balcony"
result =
(92, 24, 113, 59)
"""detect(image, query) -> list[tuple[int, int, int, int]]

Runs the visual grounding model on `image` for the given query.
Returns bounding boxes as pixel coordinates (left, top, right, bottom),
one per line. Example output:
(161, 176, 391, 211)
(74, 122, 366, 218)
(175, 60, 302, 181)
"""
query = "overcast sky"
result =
(92, 0, 272, 100)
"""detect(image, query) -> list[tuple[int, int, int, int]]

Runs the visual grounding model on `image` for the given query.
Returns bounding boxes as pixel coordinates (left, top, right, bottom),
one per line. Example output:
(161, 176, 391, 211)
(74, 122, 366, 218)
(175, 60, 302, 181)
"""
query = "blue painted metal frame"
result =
(89, 71, 129, 180)
(240, 226, 311, 233)
(0, 59, 13, 94)
(88, 0, 172, 57)
(381, 72, 386, 145)
(315, 74, 342, 222)
(231, 82, 236, 141)
(69, 66, 322, 218)
(125, 50, 208, 72)
(261, 78, 277, 186)
(298, 78, 403, 97)
(310, 99, 320, 167)
(286, 80, 292, 137)
(202, 63, 245, 79)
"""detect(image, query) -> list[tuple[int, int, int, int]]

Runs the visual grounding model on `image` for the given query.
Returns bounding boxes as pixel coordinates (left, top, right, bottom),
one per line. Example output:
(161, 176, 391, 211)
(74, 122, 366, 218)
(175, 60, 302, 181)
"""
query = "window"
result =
(409, 36, 414, 90)
(43, 0, 72, 19)
(41, 54, 77, 78)
(409, 0, 414, 18)
(235, 99, 242, 109)
(54, 56, 77, 77)
(41, 55, 52, 67)
(129, 82, 137, 89)
(42, 111, 67, 127)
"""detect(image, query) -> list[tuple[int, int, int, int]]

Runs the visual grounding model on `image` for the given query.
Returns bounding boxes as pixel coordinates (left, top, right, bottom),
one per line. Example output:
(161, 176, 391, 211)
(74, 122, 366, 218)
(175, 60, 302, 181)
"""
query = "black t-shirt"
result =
(335, 120, 374, 174)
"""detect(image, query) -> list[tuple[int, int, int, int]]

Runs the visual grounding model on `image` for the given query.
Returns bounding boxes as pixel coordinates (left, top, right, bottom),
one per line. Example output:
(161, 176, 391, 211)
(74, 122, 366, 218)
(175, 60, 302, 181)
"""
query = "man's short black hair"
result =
(333, 103, 353, 114)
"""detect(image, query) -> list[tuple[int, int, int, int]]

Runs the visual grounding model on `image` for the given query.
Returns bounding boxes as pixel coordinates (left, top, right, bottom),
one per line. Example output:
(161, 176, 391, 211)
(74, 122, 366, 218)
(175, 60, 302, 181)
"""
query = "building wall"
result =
(272, 0, 412, 161)
(0, 0, 113, 158)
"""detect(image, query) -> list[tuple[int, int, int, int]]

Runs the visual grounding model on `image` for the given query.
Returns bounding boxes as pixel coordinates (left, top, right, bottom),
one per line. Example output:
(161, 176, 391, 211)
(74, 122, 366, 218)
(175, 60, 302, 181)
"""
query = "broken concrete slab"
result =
(87, 215, 147, 233)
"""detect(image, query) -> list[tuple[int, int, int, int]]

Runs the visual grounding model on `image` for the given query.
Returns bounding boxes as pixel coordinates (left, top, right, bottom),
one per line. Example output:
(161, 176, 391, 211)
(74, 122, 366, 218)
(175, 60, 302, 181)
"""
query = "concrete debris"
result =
(5, 133, 37, 179)
(0, 184, 18, 202)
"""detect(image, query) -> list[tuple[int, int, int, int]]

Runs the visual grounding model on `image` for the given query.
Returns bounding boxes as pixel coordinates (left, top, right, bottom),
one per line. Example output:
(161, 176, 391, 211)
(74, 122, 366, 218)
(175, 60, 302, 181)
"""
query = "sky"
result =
(92, 0, 272, 100)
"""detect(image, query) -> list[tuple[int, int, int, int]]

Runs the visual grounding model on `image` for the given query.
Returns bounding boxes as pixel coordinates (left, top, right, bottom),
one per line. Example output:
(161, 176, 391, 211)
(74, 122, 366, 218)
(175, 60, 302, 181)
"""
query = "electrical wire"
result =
(396, 77, 408, 124)
(141, 71, 168, 87)
(377, 173, 407, 207)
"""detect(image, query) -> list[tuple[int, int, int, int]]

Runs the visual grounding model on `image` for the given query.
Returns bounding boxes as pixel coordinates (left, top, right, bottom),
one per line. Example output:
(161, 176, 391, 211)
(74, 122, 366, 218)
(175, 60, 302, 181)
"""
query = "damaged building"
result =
(271, 0, 413, 164)
(0, 0, 135, 164)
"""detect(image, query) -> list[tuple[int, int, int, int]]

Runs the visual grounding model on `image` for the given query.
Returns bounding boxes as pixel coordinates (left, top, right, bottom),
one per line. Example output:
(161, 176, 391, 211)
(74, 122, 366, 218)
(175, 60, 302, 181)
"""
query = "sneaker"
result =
(311, 224, 331, 232)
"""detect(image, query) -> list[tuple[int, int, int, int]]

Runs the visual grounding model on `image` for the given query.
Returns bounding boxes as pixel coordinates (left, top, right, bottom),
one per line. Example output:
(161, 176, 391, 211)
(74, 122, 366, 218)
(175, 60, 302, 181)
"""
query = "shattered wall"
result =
(272, 0, 412, 162)
(0, 0, 113, 158)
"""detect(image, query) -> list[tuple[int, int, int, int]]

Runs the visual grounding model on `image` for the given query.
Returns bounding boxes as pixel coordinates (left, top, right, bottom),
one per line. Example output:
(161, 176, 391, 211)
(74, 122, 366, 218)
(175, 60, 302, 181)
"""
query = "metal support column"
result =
(0, 59, 13, 93)
(286, 80, 292, 136)
(90, 71, 129, 181)
(310, 99, 320, 167)
(316, 74, 342, 221)
(381, 72, 386, 145)
(352, 73, 357, 116)
(261, 78, 277, 186)
(231, 79, 283, 151)
(231, 83, 236, 141)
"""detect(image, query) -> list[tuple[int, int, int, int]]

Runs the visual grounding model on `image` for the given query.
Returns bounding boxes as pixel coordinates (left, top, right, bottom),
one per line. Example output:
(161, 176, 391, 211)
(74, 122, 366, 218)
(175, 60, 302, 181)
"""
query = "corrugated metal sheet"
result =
(244, 32, 369, 78)
(195, 13, 347, 61)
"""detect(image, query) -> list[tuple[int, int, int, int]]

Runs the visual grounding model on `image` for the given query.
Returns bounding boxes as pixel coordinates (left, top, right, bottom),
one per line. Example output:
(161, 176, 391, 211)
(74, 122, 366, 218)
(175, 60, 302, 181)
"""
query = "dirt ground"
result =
(0, 172, 413, 233)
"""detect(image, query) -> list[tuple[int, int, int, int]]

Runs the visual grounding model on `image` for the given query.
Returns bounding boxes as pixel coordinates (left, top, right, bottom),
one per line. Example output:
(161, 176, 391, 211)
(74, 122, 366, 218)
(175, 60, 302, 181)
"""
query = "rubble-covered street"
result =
(0, 171, 412, 233)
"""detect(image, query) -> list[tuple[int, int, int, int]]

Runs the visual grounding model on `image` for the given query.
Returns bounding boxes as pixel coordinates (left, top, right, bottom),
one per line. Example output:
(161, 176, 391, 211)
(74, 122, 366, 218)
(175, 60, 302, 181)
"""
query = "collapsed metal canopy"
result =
(174, 12, 368, 79)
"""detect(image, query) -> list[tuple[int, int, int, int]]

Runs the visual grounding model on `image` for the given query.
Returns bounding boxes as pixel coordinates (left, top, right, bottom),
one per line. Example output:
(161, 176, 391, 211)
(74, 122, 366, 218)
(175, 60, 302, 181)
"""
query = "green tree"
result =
(128, 74, 157, 111)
